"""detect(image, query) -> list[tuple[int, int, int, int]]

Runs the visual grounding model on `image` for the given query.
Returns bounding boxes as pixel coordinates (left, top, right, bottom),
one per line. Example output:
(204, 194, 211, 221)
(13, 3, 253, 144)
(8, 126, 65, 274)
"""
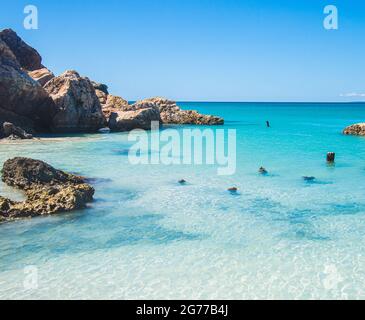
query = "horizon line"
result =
(129, 100, 365, 104)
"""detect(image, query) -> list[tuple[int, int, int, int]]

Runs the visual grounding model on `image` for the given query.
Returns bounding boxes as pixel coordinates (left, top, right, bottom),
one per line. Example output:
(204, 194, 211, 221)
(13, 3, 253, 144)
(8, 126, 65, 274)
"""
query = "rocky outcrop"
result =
(109, 107, 161, 132)
(1, 122, 33, 140)
(0, 158, 94, 222)
(44, 70, 106, 132)
(94, 90, 161, 131)
(92, 81, 109, 95)
(0, 28, 224, 136)
(0, 35, 55, 132)
(343, 123, 365, 136)
(143, 97, 224, 125)
(0, 29, 43, 71)
(28, 67, 54, 86)
(102, 95, 129, 118)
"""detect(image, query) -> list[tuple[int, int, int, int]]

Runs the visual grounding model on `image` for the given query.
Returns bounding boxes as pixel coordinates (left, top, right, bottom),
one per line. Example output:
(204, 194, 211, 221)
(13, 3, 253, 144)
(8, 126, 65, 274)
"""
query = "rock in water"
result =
(142, 97, 224, 125)
(343, 123, 365, 136)
(44, 70, 106, 132)
(2, 122, 33, 139)
(303, 176, 316, 182)
(0, 158, 94, 222)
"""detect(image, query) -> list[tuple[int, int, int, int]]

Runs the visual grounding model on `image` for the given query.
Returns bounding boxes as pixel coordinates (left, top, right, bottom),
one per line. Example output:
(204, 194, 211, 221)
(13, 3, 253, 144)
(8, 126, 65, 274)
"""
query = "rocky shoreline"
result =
(0, 28, 223, 140)
(0, 28, 224, 221)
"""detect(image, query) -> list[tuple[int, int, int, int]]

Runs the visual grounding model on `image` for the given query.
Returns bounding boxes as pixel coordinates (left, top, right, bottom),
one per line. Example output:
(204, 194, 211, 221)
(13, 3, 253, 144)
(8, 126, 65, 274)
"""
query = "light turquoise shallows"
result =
(0, 102, 365, 299)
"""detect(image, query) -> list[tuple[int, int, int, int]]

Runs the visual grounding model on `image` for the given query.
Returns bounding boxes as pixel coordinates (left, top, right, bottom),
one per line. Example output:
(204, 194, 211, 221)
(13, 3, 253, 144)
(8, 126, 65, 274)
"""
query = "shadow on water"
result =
(0, 209, 202, 272)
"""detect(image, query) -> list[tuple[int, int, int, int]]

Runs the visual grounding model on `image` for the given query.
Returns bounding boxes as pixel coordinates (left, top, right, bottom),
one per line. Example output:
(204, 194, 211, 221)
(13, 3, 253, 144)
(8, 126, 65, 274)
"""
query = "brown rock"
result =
(343, 123, 365, 136)
(143, 97, 224, 125)
(92, 81, 109, 95)
(102, 94, 129, 119)
(0, 158, 94, 222)
(28, 67, 55, 86)
(0, 28, 43, 71)
(44, 70, 106, 132)
(109, 107, 161, 132)
(95, 89, 108, 105)
(0, 38, 55, 131)
(2, 122, 33, 139)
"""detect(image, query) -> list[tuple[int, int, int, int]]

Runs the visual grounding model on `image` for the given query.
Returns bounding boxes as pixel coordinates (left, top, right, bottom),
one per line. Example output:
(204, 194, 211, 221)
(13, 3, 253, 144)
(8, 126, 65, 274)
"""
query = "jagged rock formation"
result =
(143, 97, 224, 125)
(0, 28, 224, 137)
(28, 67, 55, 86)
(0, 33, 56, 132)
(0, 158, 94, 222)
(44, 70, 106, 132)
(102, 95, 129, 118)
(343, 123, 365, 136)
(0, 28, 43, 71)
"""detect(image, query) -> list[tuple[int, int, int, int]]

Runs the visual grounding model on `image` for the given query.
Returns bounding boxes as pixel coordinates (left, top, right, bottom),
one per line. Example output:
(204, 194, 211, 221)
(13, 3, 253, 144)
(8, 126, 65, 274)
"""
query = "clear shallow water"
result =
(1, 102, 365, 299)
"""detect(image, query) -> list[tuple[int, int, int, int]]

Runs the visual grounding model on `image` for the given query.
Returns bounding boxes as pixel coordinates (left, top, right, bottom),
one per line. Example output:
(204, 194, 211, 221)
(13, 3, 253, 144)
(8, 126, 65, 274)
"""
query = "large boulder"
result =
(0, 29, 43, 71)
(0, 158, 94, 222)
(0, 38, 56, 131)
(343, 123, 365, 136)
(144, 97, 224, 125)
(44, 70, 106, 132)
(109, 108, 161, 132)
(94, 90, 160, 132)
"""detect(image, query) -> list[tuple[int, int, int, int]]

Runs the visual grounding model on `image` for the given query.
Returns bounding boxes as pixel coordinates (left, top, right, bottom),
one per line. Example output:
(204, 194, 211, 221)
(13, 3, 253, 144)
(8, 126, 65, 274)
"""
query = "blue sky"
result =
(1, 0, 365, 102)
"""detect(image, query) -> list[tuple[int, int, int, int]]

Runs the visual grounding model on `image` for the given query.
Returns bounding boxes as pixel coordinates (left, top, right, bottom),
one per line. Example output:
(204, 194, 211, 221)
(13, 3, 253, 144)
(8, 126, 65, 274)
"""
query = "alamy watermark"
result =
(127, 122, 237, 176)
(23, 5, 38, 30)
(323, 5, 338, 30)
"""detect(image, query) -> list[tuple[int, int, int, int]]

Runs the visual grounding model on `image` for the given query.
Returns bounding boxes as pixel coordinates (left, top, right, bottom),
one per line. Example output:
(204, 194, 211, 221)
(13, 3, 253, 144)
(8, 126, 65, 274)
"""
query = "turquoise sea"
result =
(1, 102, 365, 299)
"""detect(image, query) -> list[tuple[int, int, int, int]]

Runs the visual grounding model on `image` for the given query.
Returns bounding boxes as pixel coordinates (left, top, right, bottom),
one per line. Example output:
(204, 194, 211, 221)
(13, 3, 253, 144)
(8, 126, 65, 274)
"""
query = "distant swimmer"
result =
(266, 121, 270, 128)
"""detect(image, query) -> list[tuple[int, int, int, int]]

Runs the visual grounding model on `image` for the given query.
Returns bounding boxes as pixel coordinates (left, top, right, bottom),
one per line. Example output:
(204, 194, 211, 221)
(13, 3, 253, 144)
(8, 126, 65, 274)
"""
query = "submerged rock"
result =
(343, 123, 365, 136)
(44, 70, 106, 132)
(0, 158, 94, 222)
(303, 176, 316, 182)
(143, 97, 224, 125)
